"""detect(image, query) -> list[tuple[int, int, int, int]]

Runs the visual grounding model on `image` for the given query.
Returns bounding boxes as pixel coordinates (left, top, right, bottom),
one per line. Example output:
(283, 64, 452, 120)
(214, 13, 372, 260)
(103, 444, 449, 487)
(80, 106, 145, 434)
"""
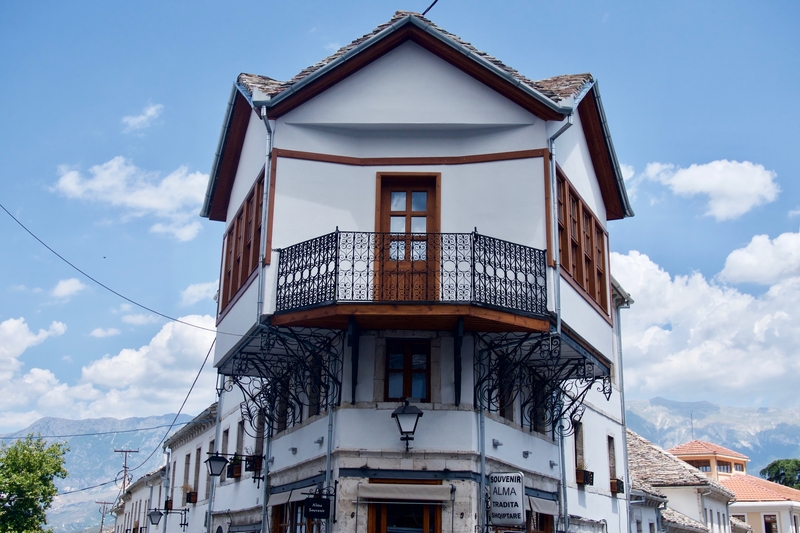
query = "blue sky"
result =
(1, 0, 798, 432)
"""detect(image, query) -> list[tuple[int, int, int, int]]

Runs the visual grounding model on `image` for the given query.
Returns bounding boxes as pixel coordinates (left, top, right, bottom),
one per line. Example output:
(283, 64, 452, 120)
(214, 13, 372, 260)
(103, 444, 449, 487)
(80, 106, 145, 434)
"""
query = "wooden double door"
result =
(368, 502, 441, 533)
(377, 174, 440, 302)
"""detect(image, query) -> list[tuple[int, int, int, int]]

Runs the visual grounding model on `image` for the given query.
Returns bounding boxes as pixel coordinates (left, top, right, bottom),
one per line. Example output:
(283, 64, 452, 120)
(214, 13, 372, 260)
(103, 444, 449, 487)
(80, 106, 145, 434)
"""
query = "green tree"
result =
(760, 458, 800, 489)
(0, 435, 68, 533)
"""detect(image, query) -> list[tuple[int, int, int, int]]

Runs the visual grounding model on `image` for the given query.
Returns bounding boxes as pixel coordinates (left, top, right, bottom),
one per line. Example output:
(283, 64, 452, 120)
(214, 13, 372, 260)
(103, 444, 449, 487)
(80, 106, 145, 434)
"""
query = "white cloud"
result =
(612, 251, 800, 406)
(53, 156, 207, 241)
(180, 281, 218, 307)
(121, 314, 160, 326)
(719, 229, 800, 285)
(619, 163, 637, 200)
(0, 315, 216, 431)
(51, 278, 87, 299)
(121, 103, 163, 133)
(0, 318, 66, 382)
(324, 42, 341, 52)
(641, 160, 779, 220)
(90, 327, 121, 338)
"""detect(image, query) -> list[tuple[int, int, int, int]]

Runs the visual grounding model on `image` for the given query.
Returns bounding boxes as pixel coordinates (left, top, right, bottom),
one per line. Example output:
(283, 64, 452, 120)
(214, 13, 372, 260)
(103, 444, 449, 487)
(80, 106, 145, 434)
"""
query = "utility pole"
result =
(96, 501, 116, 533)
(114, 449, 139, 495)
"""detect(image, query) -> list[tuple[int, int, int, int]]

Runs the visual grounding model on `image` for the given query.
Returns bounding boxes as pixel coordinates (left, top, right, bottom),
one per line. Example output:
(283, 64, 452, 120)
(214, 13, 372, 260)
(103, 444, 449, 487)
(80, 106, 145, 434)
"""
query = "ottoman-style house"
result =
(196, 11, 634, 533)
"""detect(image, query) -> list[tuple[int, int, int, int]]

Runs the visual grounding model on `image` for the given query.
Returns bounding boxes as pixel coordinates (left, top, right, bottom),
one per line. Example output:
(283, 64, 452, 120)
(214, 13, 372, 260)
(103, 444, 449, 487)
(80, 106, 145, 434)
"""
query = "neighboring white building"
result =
(200, 10, 634, 533)
(627, 430, 735, 533)
(114, 467, 165, 533)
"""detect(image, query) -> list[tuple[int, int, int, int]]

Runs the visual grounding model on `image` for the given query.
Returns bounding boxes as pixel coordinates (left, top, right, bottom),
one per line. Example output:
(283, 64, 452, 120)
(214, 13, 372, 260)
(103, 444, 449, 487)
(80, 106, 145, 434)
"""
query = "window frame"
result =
(219, 173, 265, 316)
(555, 168, 610, 317)
(384, 339, 431, 402)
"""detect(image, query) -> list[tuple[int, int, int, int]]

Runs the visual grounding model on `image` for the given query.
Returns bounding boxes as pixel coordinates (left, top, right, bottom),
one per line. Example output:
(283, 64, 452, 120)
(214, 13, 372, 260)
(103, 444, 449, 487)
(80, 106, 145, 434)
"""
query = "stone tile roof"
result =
(631, 477, 667, 499)
(730, 516, 753, 533)
(722, 474, 800, 502)
(237, 11, 592, 105)
(662, 508, 709, 533)
(627, 430, 734, 499)
(668, 440, 750, 460)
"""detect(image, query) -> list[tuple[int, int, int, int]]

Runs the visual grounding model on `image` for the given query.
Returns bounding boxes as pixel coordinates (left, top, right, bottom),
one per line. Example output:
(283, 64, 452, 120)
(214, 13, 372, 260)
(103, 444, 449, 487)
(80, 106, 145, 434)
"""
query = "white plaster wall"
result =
(555, 109, 607, 225)
(660, 488, 702, 522)
(214, 280, 259, 367)
(226, 110, 267, 227)
(631, 506, 660, 533)
(559, 279, 614, 359)
(283, 42, 536, 127)
(268, 157, 546, 251)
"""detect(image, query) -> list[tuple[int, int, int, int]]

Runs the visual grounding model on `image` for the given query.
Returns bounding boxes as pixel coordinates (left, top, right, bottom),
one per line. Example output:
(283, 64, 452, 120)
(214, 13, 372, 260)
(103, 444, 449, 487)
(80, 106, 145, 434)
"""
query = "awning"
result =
(268, 491, 292, 506)
(527, 496, 558, 516)
(289, 487, 316, 503)
(229, 524, 261, 533)
(358, 484, 453, 502)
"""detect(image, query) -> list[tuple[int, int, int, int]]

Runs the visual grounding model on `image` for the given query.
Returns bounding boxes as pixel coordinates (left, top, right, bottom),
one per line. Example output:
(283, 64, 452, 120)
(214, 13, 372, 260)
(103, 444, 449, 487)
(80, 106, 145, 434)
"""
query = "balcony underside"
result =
(270, 302, 550, 332)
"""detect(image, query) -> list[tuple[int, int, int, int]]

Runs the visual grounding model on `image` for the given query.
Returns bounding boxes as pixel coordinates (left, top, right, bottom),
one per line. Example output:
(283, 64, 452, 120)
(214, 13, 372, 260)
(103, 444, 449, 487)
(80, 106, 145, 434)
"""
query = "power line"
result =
(422, 0, 439, 16)
(0, 201, 239, 337)
(56, 338, 216, 496)
(128, 338, 215, 473)
(0, 420, 214, 440)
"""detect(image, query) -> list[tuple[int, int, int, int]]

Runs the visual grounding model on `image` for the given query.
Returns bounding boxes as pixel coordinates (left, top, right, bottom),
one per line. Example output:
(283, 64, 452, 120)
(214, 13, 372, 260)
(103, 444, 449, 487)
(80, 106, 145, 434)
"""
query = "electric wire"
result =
(0, 201, 240, 337)
(422, 0, 439, 16)
(0, 420, 214, 440)
(55, 338, 216, 496)
(127, 338, 215, 474)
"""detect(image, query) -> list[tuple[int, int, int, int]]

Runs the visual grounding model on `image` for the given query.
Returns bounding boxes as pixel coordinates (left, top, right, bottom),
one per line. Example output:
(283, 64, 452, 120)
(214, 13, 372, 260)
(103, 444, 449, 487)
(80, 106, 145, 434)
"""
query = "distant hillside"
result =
(626, 397, 800, 474)
(2, 413, 196, 533)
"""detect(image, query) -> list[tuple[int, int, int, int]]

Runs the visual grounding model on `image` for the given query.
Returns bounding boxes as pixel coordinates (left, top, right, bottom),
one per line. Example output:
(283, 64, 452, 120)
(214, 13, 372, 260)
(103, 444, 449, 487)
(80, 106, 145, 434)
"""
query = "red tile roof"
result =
(668, 440, 749, 460)
(722, 475, 800, 502)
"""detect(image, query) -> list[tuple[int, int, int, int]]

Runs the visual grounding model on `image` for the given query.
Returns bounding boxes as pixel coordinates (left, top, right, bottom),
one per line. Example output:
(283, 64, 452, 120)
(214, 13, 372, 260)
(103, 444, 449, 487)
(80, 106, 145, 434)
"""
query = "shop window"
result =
(528, 511, 554, 533)
(273, 501, 320, 533)
(369, 502, 441, 533)
(385, 339, 430, 402)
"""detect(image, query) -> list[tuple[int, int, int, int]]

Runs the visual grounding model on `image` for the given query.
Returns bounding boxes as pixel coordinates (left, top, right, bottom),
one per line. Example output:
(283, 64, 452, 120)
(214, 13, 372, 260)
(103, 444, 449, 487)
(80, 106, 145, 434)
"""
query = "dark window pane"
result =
(388, 373, 403, 399)
(388, 353, 404, 369)
(411, 192, 427, 212)
(411, 374, 427, 399)
(411, 354, 427, 369)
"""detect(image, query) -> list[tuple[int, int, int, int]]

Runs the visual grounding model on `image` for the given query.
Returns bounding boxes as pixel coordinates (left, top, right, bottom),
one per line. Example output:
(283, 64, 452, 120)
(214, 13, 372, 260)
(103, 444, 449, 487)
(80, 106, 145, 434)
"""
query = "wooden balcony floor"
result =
(270, 303, 550, 333)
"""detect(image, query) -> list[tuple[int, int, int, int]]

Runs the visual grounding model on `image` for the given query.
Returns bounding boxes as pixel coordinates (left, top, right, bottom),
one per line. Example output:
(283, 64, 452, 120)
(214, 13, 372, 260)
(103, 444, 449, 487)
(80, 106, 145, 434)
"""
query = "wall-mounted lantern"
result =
(391, 399, 424, 451)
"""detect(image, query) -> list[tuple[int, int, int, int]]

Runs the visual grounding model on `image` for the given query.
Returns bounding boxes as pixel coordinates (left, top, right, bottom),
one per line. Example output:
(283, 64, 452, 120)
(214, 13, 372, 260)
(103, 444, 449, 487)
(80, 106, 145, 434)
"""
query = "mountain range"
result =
(6, 398, 800, 532)
(626, 397, 800, 474)
(2, 413, 194, 533)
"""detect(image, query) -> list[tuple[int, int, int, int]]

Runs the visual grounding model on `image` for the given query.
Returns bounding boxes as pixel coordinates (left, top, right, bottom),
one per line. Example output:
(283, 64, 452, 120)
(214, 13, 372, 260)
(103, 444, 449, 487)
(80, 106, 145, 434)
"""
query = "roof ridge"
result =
(235, 12, 594, 105)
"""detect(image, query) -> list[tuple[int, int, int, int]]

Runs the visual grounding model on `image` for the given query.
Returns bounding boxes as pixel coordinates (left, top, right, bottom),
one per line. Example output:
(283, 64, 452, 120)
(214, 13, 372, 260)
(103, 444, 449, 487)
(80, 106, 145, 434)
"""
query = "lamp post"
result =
(391, 399, 424, 451)
(147, 508, 189, 531)
(204, 454, 229, 477)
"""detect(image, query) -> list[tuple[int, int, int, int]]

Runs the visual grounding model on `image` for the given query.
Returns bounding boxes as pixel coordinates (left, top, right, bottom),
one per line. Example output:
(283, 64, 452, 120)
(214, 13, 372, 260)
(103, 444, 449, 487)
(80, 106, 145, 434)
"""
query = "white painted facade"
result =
(202, 13, 632, 533)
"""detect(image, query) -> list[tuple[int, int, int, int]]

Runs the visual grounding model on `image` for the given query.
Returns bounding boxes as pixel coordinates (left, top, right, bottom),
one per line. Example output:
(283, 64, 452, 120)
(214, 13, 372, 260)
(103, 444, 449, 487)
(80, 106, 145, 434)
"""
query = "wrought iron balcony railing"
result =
(275, 231, 547, 316)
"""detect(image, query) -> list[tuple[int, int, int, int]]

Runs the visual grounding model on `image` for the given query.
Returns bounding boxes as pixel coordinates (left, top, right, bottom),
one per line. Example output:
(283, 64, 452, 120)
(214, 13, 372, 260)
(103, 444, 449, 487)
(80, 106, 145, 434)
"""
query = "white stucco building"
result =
(199, 11, 634, 533)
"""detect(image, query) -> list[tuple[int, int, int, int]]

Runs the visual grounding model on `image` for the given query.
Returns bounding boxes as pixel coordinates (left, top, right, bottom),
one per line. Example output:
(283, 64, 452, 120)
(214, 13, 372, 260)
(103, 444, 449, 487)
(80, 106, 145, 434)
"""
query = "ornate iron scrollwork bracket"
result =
(223, 324, 345, 437)
(473, 331, 611, 437)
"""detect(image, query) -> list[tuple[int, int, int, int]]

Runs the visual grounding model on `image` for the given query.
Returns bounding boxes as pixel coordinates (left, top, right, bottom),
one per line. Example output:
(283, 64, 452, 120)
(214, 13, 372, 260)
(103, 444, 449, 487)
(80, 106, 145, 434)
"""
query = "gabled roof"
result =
(202, 11, 634, 222)
(723, 474, 800, 502)
(730, 516, 753, 533)
(668, 440, 750, 461)
(662, 508, 709, 533)
(627, 429, 734, 499)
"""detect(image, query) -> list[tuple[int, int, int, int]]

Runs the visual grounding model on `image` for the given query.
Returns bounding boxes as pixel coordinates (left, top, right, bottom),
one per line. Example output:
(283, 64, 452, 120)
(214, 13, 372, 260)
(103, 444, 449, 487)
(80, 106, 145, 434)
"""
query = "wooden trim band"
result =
(272, 148, 546, 166)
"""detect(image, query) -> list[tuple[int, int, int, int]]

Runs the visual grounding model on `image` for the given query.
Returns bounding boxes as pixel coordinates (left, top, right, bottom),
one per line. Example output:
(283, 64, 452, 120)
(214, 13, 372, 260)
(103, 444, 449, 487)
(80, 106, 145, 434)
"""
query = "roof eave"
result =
(590, 82, 634, 218)
(255, 15, 571, 118)
(201, 83, 253, 219)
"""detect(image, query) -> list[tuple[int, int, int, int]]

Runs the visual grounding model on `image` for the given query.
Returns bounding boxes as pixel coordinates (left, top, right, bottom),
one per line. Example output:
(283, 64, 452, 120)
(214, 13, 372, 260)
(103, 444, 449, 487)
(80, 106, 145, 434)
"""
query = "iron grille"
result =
(276, 231, 547, 316)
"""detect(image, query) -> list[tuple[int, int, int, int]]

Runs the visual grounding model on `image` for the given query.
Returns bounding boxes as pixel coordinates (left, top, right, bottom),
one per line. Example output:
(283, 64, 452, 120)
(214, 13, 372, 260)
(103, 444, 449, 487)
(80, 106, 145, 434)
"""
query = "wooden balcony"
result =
(273, 231, 549, 332)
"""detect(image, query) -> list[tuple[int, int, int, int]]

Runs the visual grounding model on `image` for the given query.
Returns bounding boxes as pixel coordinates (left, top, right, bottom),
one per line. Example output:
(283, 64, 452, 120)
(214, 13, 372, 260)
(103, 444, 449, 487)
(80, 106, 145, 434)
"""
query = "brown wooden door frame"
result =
(375, 173, 441, 302)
